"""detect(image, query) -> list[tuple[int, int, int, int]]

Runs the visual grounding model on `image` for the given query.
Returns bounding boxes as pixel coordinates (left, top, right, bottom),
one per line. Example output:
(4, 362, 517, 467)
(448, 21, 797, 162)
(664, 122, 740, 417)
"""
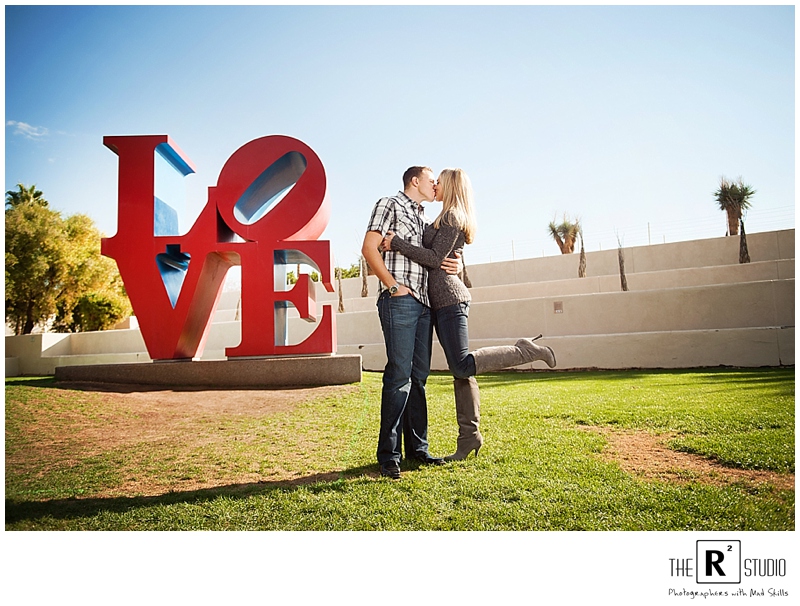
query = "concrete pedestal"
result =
(54, 355, 362, 388)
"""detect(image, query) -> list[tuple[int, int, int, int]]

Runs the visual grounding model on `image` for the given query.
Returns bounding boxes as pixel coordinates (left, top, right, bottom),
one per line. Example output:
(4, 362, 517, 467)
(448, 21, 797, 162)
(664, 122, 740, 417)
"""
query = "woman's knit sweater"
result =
(390, 215, 470, 311)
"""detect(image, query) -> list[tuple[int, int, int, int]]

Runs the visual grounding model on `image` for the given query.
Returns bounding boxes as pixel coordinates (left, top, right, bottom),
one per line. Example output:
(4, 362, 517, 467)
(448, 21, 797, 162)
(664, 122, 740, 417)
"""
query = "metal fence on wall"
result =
(464, 205, 795, 266)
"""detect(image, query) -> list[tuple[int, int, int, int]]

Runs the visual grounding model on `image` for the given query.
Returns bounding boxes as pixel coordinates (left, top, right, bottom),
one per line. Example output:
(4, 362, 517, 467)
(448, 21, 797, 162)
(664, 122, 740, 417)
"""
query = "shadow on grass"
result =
(5, 463, 388, 526)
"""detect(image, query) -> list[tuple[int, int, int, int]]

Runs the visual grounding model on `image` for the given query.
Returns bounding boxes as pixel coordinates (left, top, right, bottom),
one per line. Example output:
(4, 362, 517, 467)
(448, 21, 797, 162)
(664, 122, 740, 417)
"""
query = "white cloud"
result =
(6, 120, 49, 140)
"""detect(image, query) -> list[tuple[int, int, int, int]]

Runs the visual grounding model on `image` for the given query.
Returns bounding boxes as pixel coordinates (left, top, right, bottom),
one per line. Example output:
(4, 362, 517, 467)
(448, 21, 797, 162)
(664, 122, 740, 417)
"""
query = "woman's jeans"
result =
(434, 302, 477, 380)
(376, 291, 433, 465)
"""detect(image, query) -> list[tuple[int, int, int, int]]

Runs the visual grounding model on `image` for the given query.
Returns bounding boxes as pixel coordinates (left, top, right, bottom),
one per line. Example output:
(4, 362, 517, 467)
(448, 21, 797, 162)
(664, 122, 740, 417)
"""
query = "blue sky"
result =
(5, 4, 795, 270)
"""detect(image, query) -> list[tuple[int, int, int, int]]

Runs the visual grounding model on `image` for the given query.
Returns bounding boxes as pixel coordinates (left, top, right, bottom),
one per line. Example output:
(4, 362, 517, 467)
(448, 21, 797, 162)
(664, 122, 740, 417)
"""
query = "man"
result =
(362, 166, 459, 479)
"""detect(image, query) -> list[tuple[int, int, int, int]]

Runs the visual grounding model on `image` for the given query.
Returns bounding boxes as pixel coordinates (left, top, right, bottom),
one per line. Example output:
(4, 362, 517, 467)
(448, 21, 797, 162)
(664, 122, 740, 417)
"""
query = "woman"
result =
(383, 168, 556, 461)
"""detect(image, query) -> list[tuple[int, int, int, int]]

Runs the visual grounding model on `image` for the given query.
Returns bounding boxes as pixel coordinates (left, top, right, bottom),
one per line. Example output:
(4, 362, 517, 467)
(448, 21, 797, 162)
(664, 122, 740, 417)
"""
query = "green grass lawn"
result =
(5, 367, 794, 530)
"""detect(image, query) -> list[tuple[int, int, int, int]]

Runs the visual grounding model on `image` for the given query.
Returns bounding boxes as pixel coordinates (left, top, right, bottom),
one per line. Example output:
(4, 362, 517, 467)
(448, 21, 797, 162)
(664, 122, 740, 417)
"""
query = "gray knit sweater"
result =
(390, 213, 470, 311)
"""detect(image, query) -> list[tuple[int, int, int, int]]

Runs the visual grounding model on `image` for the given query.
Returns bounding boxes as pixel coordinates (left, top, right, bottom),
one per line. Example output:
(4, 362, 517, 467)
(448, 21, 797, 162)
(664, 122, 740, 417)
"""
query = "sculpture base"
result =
(54, 355, 362, 388)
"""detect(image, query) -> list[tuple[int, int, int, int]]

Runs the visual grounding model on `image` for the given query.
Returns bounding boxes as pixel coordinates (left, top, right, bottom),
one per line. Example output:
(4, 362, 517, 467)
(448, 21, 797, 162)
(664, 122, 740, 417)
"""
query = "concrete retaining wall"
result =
(5, 229, 794, 376)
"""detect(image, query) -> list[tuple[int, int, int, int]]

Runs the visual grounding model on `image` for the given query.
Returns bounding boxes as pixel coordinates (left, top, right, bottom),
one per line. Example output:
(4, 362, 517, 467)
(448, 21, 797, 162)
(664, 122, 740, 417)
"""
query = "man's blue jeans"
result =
(433, 302, 477, 379)
(376, 291, 433, 465)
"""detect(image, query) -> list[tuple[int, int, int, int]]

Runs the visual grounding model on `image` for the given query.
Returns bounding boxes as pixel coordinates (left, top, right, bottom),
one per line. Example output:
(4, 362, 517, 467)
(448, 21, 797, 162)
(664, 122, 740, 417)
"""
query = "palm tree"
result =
(714, 177, 755, 236)
(5, 183, 48, 209)
(547, 215, 580, 254)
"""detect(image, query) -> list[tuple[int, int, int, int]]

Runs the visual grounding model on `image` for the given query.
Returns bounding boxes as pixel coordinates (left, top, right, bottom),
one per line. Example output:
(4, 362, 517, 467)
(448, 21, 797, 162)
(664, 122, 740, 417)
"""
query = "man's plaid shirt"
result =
(366, 191, 431, 307)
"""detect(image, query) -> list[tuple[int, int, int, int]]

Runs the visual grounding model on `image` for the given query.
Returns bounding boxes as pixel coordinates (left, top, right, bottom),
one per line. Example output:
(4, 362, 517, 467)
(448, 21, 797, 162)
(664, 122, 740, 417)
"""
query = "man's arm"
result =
(441, 252, 462, 275)
(386, 224, 461, 270)
(361, 231, 411, 296)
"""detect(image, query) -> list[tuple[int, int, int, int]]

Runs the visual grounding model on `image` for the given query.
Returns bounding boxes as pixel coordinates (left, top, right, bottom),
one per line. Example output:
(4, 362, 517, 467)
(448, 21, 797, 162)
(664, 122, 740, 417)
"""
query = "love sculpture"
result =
(102, 135, 336, 361)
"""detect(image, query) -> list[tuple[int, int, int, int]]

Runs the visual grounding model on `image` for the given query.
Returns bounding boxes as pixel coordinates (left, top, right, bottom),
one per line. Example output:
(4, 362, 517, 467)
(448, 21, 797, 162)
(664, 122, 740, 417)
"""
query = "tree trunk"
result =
(552, 234, 567, 254)
(23, 300, 35, 334)
(360, 255, 368, 297)
(618, 245, 628, 292)
(726, 208, 740, 236)
(578, 242, 587, 278)
(739, 219, 751, 264)
(337, 269, 345, 313)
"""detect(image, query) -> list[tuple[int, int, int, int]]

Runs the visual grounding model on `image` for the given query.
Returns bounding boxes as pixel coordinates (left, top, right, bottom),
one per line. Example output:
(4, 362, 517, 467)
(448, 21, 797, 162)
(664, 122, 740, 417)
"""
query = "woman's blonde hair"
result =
(433, 168, 477, 244)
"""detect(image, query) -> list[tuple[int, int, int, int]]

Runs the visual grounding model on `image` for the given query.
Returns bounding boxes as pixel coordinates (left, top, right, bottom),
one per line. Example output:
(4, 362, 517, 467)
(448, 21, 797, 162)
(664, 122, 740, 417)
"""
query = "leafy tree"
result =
(5, 195, 66, 334)
(285, 263, 362, 286)
(5, 184, 131, 334)
(59, 292, 130, 332)
(714, 177, 755, 236)
(337, 263, 361, 279)
(51, 214, 131, 332)
(286, 270, 320, 285)
(547, 215, 581, 254)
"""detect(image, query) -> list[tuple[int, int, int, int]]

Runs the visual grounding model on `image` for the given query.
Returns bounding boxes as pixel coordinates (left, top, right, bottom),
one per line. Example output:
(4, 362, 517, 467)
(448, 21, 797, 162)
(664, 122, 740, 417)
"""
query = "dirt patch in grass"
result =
(8, 382, 360, 498)
(48, 381, 356, 442)
(584, 426, 795, 490)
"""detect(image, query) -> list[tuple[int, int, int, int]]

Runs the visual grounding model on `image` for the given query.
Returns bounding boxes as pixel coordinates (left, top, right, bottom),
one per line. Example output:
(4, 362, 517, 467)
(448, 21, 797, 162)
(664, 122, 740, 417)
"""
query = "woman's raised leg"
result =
(471, 335, 556, 374)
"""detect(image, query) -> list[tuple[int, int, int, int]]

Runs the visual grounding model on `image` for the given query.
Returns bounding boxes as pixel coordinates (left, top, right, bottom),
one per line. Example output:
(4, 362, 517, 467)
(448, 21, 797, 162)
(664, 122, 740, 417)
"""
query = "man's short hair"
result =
(402, 166, 432, 190)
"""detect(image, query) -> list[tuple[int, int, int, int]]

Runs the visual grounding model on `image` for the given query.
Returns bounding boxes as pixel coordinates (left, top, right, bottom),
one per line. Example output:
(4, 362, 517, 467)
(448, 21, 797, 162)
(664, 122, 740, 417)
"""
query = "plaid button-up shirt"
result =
(366, 191, 431, 307)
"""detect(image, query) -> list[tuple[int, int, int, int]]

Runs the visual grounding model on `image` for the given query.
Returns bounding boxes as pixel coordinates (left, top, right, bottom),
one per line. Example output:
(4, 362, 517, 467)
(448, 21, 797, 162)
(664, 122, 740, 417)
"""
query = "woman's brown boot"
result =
(445, 377, 484, 461)
(471, 334, 556, 373)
